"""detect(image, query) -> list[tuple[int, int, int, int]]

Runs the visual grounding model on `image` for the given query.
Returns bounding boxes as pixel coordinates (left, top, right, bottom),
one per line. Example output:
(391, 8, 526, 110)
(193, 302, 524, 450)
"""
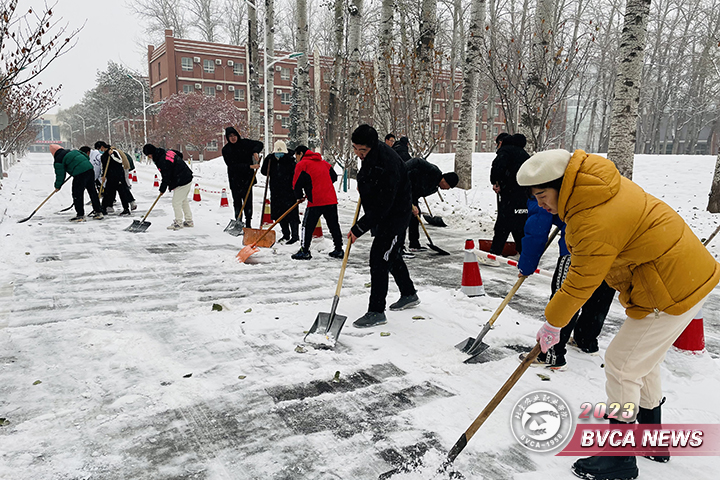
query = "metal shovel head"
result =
(236, 244, 260, 263)
(125, 219, 151, 233)
(304, 311, 347, 349)
(423, 214, 446, 227)
(428, 243, 451, 256)
(224, 218, 245, 236)
(243, 227, 276, 247)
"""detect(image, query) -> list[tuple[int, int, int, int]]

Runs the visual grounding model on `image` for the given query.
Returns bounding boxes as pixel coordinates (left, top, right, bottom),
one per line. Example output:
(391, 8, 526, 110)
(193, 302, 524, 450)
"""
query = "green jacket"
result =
(54, 149, 93, 189)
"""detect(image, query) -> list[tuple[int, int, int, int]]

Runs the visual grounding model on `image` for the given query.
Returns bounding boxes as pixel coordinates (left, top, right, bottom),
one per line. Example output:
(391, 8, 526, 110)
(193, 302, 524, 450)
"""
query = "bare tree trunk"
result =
(224, 0, 246, 45)
(296, 0, 310, 146)
(324, 0, 344, 155)
(375, 0, 394, 136)
(347, 0, 363, 130)
(417, 0, 438, 150)
(444, 0, 463, 153)
(248, 0, 262, 140)
(265, 0, 275, 148)
(709, 149, 720, 213)
(454, 0, 486, 190)
(187, 0, 222, 42)
(607, 0, 651, 178)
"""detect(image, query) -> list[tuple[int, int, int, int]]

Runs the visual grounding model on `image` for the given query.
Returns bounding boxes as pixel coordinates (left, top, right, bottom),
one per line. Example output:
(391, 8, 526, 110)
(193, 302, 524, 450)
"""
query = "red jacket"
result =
(292, 151, 338, 207)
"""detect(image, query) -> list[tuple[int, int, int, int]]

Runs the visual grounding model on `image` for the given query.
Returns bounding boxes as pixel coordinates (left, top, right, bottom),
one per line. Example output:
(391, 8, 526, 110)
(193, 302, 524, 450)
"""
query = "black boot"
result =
(572, 418, 638, 480)
(637, 398, 670, 463)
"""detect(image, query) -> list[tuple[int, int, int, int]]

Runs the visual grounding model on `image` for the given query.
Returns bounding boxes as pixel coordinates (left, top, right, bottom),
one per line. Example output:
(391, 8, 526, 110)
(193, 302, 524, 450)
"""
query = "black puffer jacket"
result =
(151, 148, 193, 192)
(351, 141, 412, 238)
(392, 136, 411, 162)
(490, 133, 530, 229)
(221, 126, 263, 188)
(406, 157, 442, 205)
(261, 151, 297, 219)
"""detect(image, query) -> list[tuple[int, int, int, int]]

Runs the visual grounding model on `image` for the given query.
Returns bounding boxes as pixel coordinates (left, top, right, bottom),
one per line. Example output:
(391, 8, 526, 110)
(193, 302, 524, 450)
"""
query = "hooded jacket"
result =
(405, 157, 443, 204)
(490, 133, 530, 229)
(544, 150, 720, 327)
(261, 150, 298, 218)
(53, 149, 93, 189)
(221, 127, 263, 187)
(518, 198, 568, 276)
(150, 148, 193, 192)
(392, 137, 411, 162)
(292, 150, 338, 207)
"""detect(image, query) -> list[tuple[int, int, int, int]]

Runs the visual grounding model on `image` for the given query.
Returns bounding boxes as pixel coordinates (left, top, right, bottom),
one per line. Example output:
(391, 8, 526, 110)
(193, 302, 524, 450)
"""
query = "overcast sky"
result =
(18, 0, 149, 113)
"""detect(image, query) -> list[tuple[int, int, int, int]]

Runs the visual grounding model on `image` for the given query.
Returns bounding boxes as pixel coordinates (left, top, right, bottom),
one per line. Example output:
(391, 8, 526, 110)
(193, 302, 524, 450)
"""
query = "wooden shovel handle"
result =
(99, 157, 111, 197)
(237, 163, 260, 221)
(335, 198, 363, 297)
(416, 213, 434, 245)
(250, 200, 301, 248)
(260, 156, 271, 221)
(141, 191, 164, 222)
(422, 197, 434, 217)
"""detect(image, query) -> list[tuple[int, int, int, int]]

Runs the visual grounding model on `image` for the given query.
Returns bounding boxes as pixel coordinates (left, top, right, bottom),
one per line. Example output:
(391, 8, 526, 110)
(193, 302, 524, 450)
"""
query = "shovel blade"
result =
(224, 219, 244, 236)
(423, 214, 446, 227)
(125, 220, 151, 232)
(305, 312, 347, 349)
(236, 245, 259, 263)
(455, 337, 476, 353)
(243, 227, 276, 247)
(428, 243, 451, 256)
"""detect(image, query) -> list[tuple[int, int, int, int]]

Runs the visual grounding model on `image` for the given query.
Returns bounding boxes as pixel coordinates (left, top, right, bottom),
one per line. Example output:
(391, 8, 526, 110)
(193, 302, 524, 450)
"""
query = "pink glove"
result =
(536, 321, 562, 353)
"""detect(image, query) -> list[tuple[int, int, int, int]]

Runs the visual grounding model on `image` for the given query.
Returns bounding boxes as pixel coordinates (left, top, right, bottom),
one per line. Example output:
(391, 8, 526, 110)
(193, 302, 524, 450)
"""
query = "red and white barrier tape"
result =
(196, 187, 227, 195)
(473, 249, 553, 279)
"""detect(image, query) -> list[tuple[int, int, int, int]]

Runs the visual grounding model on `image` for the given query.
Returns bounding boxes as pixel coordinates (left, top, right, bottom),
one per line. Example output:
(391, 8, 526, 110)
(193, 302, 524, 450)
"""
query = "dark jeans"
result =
(72, 169, 102, 216)
(408, 204, 421, 249)
(490, 225, 524, 255)
(369, 229, 416, 312)
(231, 183, 253, 227)
(301, 204, 343, 251)
(550, 255, 616, 356)
(280, 216, 300, 240)
(101, 164, 132, 212)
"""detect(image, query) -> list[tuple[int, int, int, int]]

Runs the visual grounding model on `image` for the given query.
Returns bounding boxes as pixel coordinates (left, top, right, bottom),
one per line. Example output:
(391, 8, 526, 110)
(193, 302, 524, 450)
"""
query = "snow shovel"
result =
(124, 191, 163, 232)
(417, 214, 450, 255)
(456, 226, 560, 362)
(224, 167, 260, 236)
(57, 203, 75, 213)
(379, 344, 542, 479)
(422, 197, 446, 227)
(260, 156, 271, 226)
(236, 200, 301, 263)
(304, 198, 363, 348)
(17, 177, 70, 223)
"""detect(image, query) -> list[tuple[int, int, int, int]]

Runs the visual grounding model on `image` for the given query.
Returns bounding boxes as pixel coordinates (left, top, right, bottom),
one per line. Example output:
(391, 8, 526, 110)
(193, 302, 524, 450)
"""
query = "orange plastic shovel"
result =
(236, 200, 301, 263)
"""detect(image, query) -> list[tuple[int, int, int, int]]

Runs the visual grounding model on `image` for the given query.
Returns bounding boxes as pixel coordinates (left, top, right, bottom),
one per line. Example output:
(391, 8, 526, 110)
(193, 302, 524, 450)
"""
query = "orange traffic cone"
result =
(132, 171, 138, 183)
(312, 218, 323, 238)
(193, 183, 201, 202)
(461, 239, 485, 297)
(673, 309, 705, 354)
(261, 199, 272, 225)
(220, 188, 229, 207)
(153, 174, 159, 187)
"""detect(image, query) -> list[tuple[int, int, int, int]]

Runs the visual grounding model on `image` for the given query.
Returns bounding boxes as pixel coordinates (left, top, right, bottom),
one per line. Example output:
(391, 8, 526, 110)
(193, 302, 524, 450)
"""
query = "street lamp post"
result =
(264, 52, 303, 151)
(72, 114, 86, 145)
(127, 73, 148, 146)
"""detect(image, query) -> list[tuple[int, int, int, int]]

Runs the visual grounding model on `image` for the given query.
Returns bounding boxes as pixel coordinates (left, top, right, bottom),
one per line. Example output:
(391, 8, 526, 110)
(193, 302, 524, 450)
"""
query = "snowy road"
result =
(1, 153, 719, 479)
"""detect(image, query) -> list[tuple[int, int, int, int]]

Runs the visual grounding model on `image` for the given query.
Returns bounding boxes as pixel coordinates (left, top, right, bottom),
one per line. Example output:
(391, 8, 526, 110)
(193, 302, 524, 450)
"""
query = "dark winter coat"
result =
(406, 157, 443, 205)
(150, 148, 193, 192)
(490, 133, 530, 229)
(292, 150, 338, 207)
(392, 136, 411, 162)
(518, 198, 568, 276)
(221, 126, 263, 190)
(53, 149, 93, 189)
(261, 151, 298, 219)
(351, 141, 412, 238)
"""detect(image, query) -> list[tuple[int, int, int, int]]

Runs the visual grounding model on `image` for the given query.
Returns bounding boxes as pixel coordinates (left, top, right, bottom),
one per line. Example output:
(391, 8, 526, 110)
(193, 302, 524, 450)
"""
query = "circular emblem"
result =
(510, 390, 573, 452)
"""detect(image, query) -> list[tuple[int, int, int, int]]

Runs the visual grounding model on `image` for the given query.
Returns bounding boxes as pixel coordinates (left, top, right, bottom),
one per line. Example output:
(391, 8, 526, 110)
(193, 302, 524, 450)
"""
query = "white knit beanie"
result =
(273, 140, 288, 154)
(516, 149, 572, 186)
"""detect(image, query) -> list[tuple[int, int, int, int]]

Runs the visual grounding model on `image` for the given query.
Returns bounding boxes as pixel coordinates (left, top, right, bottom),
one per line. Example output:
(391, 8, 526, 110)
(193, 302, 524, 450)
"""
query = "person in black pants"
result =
(260, 140, 300, 244)
(349, 125, 419, 328)
(95, 141, 132, 216)
(489, 133, 530, 256)
(222, 126, 263, 228)
(51, 144, 104, 222)
(291, 145, 343, 260)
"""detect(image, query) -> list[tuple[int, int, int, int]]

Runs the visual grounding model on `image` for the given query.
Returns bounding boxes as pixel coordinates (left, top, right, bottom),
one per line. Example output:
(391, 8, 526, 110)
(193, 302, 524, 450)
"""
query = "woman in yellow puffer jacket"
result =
(516, 149, 719, 480)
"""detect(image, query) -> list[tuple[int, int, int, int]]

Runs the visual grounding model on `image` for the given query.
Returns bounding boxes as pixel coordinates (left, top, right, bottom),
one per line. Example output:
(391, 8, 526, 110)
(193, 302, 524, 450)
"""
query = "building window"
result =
(233, 63, 244, 75)
(280, 91, 291, 105)
(181, 57, 193, 71)
(433, 103, 440, 114)
(158, 62, 161, 77)
(433, 124, 440, 134)
(203, 59, 215, 73)
(281, 116, 290, 130)
(280, 67, 291, 80)
(206, 140, 218, 151)
(493, 126, 499, 135)
(183, 84, 193, 94)
(204, 86, 215, 97)
(234, 88, 245, 101)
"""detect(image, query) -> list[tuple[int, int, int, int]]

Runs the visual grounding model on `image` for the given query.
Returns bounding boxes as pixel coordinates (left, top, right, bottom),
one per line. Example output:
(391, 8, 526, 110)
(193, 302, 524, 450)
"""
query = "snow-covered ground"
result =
(1, 151, 719, 479)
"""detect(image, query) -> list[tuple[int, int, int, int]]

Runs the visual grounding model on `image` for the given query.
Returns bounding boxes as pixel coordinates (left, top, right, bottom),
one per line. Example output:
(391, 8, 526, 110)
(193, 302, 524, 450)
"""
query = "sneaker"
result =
(389, 293, 420, 311)
(480, 256, 501, 267)
(291, 248, 312, 260)
(520, 348, 567, 371)
(278, 236, 290, 244)
(328, 248, 344, 259)
(568, 337, 600, 356)
(119, 209, 131, 216)
(69, 215, 86, 222)
(286, 237, 299, 245)
(183, 220, 194, 227)
(88, 211, 104, 220)
(130, 201, 137, 211)
(571, 455, 638, 480)
(106, 206, 115, 214)
(167, 220, 183, 230)
(409, 246, 428, 253)
(400, 248, 416, 259)
(353, 311, 388, 328)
